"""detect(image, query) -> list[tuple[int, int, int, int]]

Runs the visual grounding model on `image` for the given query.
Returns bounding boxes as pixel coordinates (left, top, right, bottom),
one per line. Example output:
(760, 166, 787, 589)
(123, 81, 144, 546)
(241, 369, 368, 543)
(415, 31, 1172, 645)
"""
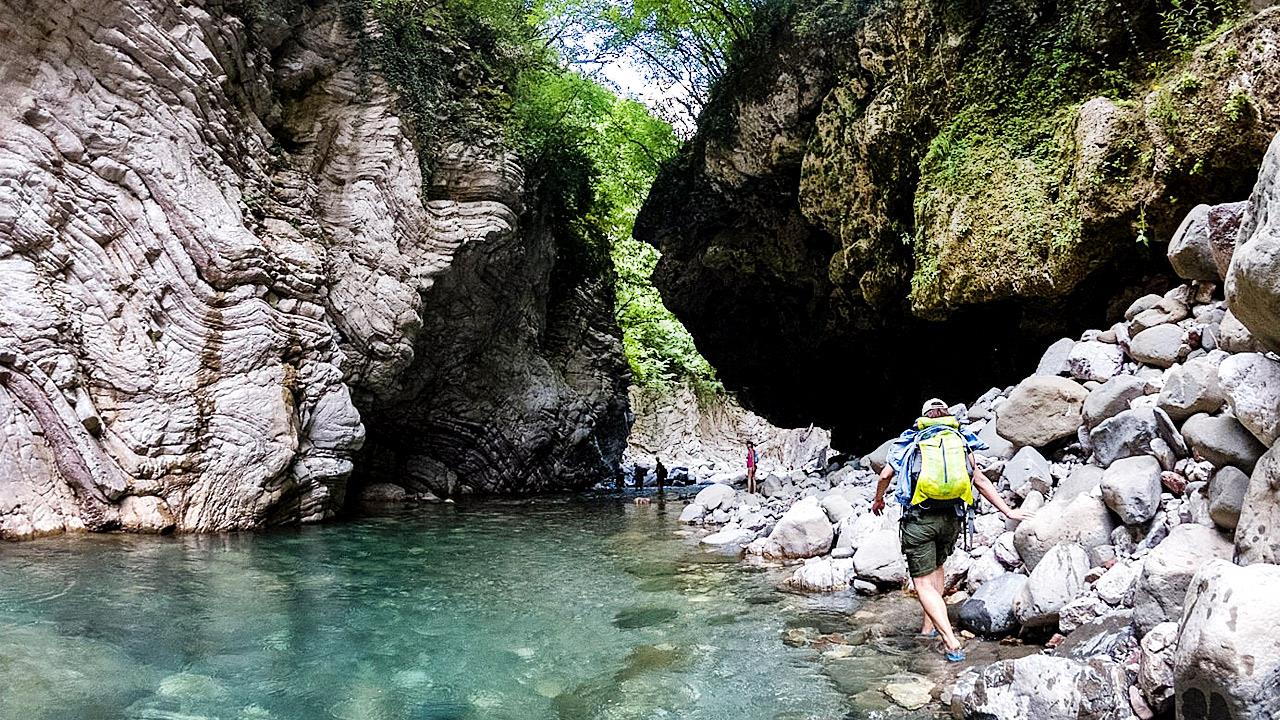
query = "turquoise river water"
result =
(0, 495, 971, 720)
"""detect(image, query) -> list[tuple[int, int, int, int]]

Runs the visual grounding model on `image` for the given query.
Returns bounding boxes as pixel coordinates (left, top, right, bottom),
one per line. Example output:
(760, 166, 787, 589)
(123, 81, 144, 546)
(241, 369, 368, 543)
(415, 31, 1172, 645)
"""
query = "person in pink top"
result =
(746, 441, 759, 493)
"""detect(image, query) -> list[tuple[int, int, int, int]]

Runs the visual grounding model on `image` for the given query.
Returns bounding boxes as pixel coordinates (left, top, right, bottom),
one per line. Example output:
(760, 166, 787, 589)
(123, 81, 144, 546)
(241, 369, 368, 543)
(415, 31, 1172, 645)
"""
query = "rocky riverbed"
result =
(669, 132, 1280, 719)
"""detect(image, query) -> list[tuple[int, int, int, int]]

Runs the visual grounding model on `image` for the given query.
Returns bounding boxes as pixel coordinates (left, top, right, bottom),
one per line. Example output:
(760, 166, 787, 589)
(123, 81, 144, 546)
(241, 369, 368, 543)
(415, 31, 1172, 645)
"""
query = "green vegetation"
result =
(334, 0, 721, 391)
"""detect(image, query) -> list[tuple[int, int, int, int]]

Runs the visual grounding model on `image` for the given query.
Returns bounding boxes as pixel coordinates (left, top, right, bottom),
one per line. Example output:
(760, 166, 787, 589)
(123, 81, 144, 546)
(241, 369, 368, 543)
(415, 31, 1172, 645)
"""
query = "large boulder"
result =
(1219, 309, 1265, 353)
(1002, 446, 1052, 498)
(1067, 341, 1125, 383)
(950, 654, 1129, 720)
(1218, 352, 1280, 446)
(1013, 542, 1090, 629)
(783, 556, 855, 592)
(118, 496, 177, 534)
(1083, 375, 1147, 429)
(1181, 413, 1267, 474)
(1132, 523, 1233, 635)
(1175, 560, 1280, 720)
(763, 496, 833, 558)
(1128, 324, 1190, 368)
(1207, 201, 1249, 279)
(1130, 297, 1190, 334)
(852, 527, 910, 584)
(1099, 455, 1163, 525)
(1167, 203, 1220, 282)
(1225, 131, 1280, 355)
(957, 572, 1027, 636)
(1236, 442, 1280, 565)
(819, 494, 854, 523)
(694, 483, 738, 512)
(1157, 355, 1226, 422)
(1036, 337, 1076, 376)
(678, 503, 707, 524)
(863, 438, 895, 472)
(1208, 465, 1250, 531)
(1088, 407, 1185, 468)
(997, 377, 1088, 448)
(1014, 492, 1118, 570)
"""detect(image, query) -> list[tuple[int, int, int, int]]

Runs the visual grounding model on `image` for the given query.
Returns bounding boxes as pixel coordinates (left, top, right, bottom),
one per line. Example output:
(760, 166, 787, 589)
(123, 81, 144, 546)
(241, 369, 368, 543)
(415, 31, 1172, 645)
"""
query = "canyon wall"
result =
(0, 0, 629, 539)
(637, 0, 1280, 449)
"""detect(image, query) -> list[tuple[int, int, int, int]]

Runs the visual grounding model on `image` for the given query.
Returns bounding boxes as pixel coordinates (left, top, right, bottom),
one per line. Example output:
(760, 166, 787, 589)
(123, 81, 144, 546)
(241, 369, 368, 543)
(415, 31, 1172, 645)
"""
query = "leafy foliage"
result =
(345, 0, 716, 390)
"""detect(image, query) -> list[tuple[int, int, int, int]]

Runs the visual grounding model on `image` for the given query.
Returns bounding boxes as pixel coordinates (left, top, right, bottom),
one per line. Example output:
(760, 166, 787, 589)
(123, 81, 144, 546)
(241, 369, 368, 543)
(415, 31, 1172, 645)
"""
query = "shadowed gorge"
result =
(636, 0, 1280, 448)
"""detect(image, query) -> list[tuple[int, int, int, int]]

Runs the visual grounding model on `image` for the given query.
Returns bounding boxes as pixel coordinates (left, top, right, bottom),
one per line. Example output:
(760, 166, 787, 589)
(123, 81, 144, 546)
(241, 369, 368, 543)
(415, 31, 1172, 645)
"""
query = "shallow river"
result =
(0, 495, 976, 720)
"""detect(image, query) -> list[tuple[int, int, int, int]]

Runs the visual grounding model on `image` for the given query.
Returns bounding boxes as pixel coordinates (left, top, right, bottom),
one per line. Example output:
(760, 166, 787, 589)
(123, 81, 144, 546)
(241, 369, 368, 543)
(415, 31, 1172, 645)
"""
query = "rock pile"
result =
(678, 131, 1280, 719)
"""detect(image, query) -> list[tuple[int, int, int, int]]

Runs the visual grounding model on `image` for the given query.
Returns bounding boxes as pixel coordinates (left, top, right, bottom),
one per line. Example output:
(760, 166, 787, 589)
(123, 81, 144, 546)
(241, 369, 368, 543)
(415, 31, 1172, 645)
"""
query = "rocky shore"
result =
(674, 132, 1280, 719)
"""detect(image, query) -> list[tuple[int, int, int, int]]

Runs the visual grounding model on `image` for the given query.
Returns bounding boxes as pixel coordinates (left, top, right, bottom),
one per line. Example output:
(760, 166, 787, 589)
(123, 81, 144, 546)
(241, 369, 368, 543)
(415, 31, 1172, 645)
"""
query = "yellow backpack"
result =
(910, 416, 975, 506)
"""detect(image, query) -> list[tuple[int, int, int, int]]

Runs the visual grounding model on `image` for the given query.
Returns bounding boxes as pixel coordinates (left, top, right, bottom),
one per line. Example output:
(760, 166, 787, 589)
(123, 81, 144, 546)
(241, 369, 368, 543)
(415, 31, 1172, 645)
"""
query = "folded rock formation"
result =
(0, 0, 629, 538)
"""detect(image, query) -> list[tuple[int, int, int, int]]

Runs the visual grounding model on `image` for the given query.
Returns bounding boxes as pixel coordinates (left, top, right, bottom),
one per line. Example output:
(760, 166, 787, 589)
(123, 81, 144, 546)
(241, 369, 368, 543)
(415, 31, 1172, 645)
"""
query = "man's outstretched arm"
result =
(969, 453, 1035, 521)
(871, 465, 894, 515)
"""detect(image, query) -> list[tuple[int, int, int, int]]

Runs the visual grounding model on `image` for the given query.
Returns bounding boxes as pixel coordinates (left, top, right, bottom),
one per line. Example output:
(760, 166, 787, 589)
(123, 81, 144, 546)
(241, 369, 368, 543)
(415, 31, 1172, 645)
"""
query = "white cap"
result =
(921, 398, 949, 415)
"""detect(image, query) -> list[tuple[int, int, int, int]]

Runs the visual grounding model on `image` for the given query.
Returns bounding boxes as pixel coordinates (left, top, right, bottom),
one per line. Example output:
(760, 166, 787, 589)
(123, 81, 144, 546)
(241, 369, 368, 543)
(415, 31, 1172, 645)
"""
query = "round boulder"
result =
(1128, 324, 1190, 368)
(1180, 413, 1267, 474)
(1100, 455, 1163, 525)
(997, 376, 1088, 448)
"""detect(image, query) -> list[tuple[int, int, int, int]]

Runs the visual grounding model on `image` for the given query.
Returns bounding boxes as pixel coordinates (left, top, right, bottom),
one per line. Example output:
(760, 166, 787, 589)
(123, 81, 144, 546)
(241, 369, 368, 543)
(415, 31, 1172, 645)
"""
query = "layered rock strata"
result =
(0, 0, 628, 539)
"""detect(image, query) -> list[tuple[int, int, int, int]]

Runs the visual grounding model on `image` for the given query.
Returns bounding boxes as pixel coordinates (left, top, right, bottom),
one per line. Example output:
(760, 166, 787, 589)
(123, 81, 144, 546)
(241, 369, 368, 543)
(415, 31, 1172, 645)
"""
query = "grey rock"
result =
(1056, 464, 1104, 504)
(1236, 442, 1280, 565)
(1083, 375, 1147, 429)
(1167, 203, 1220, 282)
(1014, 491, 1118, 571)
(1035, 337, 1076, 376)
(957, 572, 1027, 635)
(950, 654, 1129, 720)
(118, 496, 177, 534)
(1218, 352, 1280, 446)
(1226, 131, 1280, 355)
(1125, 294, 1165, 321)
(783, 556, 854, 592)
(852, 527, 909, 584)
(1100, 455, 1163, 525)
(1089, 407, 1186, 468)
(678, 503, 707, 524)
(1128, 324, 1189, 368)
(1157, 355, 1226, 422)
(700, 527, 755, 549)
(965, 548, 1007, 593)
(863, 438, 895, 472)
(360, 484, 407, 504)
(1181, 412, 1266, 473)
(1138, 621, 1179, 715)
(1206, 201, 1248, 279)
(819, 494, 854, 523)
(694, 483, 738, 512)
(975, 421, 1016, 460)
(1002, 446, 1052, 498)
(1055, 612, 1137, 661)
(996, 376, 1088, 448)
(1218, 309, 1264, 353)
(1131, 297, 1190, 334)
(1208, 465, 1250, 530)
(1067, 341, 1125, 383)
(1131, 523, 1233, 635)
(1174, 560, 1280, 720)
(1094, 561, 1139, 606)
(764, 496, 833, 559)
(1013, 542, 1090, 629)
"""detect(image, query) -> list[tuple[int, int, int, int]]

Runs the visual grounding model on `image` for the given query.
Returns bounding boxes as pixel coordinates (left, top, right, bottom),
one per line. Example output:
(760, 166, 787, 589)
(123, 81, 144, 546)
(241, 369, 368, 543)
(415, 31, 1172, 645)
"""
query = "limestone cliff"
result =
(0, 0, 629, 539)
(637, 0, 1280, 448)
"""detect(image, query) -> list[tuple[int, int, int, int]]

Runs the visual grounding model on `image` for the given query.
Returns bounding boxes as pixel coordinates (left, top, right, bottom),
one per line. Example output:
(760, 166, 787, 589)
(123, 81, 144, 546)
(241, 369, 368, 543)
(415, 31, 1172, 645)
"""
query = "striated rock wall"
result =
(0, 0, 629, 539)
(638, 0, 1280, 449)
(626, 382, 832, 480)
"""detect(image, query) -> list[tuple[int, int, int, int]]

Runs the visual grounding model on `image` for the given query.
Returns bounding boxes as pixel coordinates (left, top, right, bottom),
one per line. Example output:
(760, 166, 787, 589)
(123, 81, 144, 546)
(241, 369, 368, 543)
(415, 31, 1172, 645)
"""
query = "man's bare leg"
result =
(920, 566, 946, 634)
(913, 569, 961, 652)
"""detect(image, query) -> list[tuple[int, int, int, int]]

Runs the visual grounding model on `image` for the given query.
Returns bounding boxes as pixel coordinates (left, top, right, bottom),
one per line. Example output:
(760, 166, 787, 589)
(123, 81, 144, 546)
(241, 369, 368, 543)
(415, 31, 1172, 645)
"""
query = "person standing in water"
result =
(870, 398, 1034, 662)
(655, 458, 668, 497)
(745, 441, 759, 493)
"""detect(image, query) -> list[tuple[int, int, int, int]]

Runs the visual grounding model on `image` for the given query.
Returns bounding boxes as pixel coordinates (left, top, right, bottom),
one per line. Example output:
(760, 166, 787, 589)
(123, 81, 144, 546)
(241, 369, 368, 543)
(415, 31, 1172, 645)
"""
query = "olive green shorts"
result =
(900, 511, 961, 578)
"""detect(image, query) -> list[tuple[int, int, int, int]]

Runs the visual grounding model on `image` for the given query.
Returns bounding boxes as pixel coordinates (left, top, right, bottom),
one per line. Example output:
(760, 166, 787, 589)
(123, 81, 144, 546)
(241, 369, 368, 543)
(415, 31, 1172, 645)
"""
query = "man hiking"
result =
(745, 442, 759, 493)
(870, 398, 1034, 662)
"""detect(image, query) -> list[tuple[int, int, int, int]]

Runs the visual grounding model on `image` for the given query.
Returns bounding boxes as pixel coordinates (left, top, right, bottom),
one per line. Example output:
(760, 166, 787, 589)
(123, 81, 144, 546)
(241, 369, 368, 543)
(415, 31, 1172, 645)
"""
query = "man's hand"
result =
(871, 496, 886, 516)
(1004, 508, 1035, 522)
